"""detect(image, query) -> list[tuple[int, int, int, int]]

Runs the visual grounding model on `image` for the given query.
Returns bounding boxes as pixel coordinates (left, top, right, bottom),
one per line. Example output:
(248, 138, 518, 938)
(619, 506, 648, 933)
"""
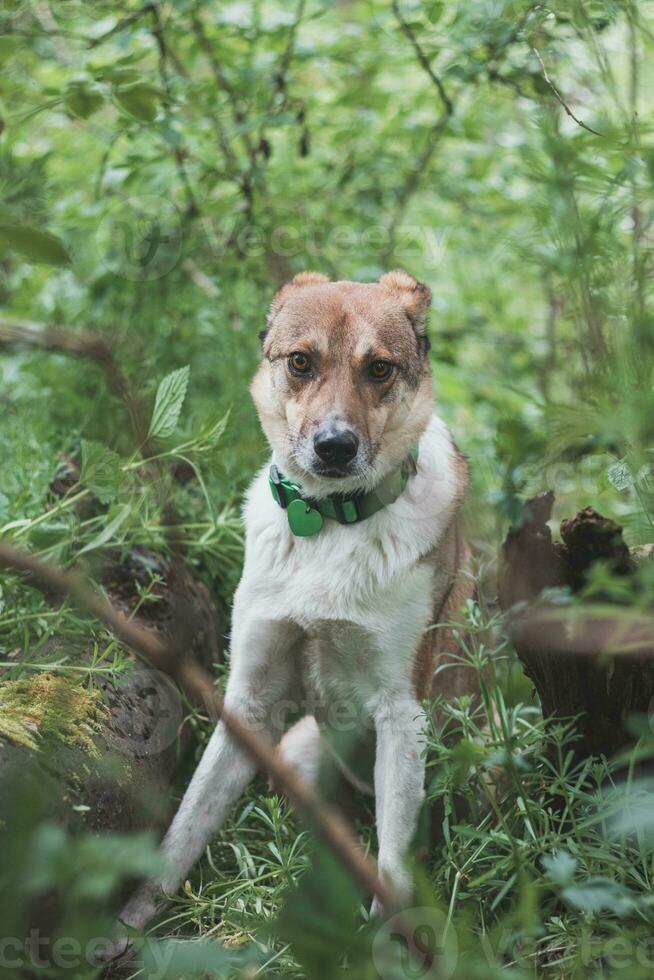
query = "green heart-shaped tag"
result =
(287, 498, 324, 537)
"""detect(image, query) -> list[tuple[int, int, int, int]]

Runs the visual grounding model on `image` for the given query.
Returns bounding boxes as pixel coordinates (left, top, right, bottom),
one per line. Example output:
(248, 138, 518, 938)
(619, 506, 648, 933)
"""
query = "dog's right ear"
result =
(377, 269, 432, 355)
(260, 272, 330, 343)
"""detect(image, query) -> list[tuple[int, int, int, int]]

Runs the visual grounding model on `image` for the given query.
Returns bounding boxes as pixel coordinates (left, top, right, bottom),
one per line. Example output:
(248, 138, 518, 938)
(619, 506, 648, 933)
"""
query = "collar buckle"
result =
(268, 464, 288, 508)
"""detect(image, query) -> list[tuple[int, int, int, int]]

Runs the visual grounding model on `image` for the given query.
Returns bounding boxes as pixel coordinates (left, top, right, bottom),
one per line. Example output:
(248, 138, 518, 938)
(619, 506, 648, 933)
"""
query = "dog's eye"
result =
(288, 352, 312, 376)
(369, 360, 394, 382)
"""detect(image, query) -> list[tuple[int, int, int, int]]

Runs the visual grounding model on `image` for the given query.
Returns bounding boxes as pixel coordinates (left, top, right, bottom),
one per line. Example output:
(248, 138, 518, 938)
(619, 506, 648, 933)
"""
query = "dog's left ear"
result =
(378, 269, 431, 353)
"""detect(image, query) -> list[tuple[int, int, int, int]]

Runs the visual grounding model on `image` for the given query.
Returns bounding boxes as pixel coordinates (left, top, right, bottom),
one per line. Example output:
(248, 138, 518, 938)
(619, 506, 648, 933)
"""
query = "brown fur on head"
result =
(251, 270, 435, 497)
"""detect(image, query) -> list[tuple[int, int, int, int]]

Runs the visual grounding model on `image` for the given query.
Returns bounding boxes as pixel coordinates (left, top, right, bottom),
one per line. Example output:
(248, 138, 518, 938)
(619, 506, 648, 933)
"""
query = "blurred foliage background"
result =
(1, 1, 654, 978)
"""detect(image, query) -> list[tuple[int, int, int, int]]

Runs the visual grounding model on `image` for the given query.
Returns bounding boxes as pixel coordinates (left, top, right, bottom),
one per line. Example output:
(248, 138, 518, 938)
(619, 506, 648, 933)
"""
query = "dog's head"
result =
(251, 270, 435, 496)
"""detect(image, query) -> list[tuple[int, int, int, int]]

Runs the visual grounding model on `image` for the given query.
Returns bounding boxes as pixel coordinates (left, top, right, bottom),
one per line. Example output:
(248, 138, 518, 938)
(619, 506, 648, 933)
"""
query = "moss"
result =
(0, 673, 109, 757)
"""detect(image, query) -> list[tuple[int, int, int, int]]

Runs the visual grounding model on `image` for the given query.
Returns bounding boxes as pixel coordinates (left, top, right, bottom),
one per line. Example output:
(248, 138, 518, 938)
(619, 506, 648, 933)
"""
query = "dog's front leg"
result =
(117, 607, 302, 935)
(371, 695, 426, 916)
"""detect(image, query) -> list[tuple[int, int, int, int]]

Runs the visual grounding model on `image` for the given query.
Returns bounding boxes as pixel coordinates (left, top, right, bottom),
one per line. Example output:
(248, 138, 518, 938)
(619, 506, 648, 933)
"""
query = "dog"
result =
(113, 268, 473, 939)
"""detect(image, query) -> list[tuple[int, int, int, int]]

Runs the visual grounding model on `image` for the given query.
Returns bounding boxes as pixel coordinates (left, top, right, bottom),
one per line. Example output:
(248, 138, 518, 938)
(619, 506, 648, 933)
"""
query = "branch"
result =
(243, 0, 308, 209)
(87, 4, 157, 49)
(382, 112, 449, 266)
(392, 0, 453, 116)
(0, 318, 188, 568)
(84, 3, 200, 217)
(272, 0, 307, 100)
(0, 319, 111, 359)
(147, 2, 199, 220)
(531, 47, 602, 136)
(190, 11, 248, 128)
(0, 541, 399, 916)
(486, 67, 532, 100)
(189, 10, 256, 210)
(0, 321, 151, 452)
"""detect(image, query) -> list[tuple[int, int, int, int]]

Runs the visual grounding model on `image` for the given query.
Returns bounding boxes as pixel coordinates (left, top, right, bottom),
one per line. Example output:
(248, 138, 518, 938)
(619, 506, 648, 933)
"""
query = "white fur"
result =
(117, 412, 458, 933)
(276, 716, 323, 788)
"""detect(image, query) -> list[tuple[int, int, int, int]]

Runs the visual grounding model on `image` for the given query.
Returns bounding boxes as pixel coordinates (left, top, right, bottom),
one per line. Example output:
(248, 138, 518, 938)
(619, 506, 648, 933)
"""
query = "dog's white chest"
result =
(241, 515, 429, 623)
(236, 414, 458, 672)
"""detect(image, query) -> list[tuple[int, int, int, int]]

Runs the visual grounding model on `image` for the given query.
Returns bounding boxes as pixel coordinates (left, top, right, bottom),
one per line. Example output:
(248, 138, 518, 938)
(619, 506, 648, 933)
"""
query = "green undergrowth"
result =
(2, 0, 654, 976)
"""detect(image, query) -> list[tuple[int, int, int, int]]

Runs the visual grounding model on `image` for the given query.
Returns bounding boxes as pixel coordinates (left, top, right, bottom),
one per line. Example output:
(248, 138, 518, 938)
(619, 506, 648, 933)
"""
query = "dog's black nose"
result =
(313, 429, 359, 467)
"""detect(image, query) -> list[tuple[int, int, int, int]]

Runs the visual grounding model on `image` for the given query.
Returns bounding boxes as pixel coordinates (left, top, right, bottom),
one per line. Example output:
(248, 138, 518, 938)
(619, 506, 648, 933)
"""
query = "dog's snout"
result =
(313, 428, 359, 467)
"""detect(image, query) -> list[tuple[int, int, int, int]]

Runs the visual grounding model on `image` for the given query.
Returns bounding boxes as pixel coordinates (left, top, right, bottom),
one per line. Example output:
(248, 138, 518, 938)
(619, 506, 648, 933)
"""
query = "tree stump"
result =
(499, 492, 654, 760)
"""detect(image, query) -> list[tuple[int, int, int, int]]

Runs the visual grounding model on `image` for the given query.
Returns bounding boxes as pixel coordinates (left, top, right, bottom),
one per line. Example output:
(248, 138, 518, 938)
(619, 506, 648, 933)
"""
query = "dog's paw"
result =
(93, 934, 134, 966)
(93, 888, 163, 966)
(119, 891, 161, 931)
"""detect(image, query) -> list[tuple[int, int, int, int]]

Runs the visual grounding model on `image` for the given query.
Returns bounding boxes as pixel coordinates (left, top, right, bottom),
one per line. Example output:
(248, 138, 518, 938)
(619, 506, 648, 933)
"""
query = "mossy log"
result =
(0, 547, 225, 834)
(499, 492, 654, 760)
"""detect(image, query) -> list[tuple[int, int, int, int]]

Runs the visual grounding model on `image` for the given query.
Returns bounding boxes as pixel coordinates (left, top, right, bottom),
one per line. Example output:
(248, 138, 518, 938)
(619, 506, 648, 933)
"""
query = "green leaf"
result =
(95, 66, 143, 85)
(74, 832, 166, 901)
(23, 825, 67, 893)
(80, 440, 123, 504)
(78, 503, 130, 556)
(607, 458, 633, 492)
(63, 81, 104, 120)
(139, 938, 257, 978)
(0, 224, 70, 266)
(193, 412, 229, 453)
(114, 82, 161, 122)
(148, 366, 190, 441)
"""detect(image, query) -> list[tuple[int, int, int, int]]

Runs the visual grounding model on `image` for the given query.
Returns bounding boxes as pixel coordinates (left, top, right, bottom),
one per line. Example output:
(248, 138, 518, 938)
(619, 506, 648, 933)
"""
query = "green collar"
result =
(268, 446, 419, 537)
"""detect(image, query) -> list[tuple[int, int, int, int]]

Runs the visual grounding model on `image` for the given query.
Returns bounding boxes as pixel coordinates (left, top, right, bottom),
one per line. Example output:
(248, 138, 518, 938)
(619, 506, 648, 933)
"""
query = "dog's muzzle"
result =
(312, 423, 359, 474)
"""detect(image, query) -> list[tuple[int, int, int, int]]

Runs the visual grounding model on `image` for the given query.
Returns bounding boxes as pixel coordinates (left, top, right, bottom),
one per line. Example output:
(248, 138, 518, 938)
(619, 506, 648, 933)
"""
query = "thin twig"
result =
(87, 4, 157, 49)
(189, 11, 253, 182)
(243, 0, 308, 211)
(382, 112, 449, 266)
(392, 0, 453, 116)
(148, 2, 199, 219)
(271, 0, 307, 102)
(486, 67, 531, 99)
(531, 47, 602, 136)
(190, 11, 249, 129)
